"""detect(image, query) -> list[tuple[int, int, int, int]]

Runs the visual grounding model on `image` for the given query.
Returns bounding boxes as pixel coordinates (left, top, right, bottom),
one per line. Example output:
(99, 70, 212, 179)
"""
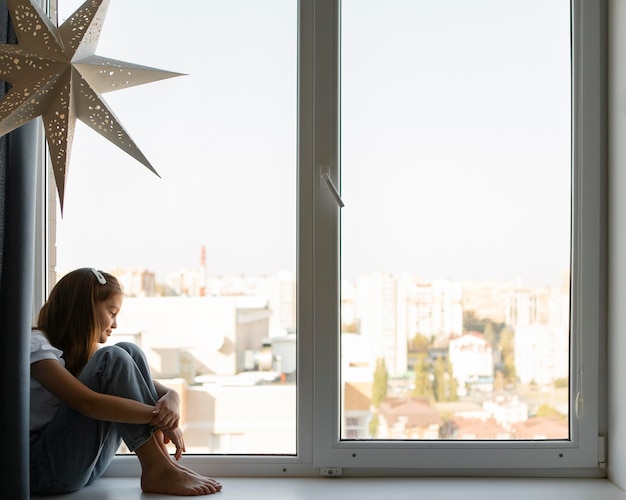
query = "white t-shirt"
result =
(30, 330, 65, 431)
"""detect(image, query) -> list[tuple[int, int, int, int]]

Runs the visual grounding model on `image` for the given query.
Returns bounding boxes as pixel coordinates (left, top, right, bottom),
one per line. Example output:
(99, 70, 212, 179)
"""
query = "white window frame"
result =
(308, 0, 606, 476)
(37, 0, 606, 477)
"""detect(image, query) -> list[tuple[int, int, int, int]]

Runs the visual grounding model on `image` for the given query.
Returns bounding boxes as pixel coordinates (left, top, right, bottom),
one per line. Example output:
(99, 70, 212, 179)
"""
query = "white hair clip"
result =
(91, 268, 106, 285)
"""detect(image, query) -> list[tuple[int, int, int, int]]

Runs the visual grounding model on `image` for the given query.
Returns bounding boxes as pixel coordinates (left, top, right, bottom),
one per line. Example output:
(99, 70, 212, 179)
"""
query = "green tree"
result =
(432, 356, 458, 402)
(447, 361, 458, 402)
(553, 377, 568, 388)
(369, 414, 379, 438)
(494, 370, 505, 392)
(372, 357, 388, 408)
(499, 326, 516, 384)
(483, 320, 496, 347)
(463, 310, 485, 333)
(408, 333, 431, 353)
(432, 356, 446, 402)
(412, 353, 433, 398)
(536, 404, 565, 420)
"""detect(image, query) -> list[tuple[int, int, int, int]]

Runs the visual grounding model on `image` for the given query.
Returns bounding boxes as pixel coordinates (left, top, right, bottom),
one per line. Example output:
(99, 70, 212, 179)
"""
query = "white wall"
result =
(608, 0, 626, 489)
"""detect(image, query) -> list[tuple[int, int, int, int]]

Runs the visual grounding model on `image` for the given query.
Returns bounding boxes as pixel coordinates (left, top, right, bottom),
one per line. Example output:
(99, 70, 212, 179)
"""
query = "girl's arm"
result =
(154, 380, 176, 399)
(32, 358, 155, 424)
(152, 380, 181, 430)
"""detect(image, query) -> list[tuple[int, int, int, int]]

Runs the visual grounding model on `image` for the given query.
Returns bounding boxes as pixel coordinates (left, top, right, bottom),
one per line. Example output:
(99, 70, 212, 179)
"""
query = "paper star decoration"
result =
(0, 0, 183, 210)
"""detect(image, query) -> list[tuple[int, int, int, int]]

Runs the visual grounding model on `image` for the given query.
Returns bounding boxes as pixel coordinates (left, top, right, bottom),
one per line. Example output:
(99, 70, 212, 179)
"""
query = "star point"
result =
(0, 0, 183, 211)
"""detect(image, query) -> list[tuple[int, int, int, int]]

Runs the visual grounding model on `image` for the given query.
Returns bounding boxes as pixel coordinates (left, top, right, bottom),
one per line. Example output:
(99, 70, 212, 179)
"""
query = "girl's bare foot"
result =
(155, 431, 221, 485)
(141, 464, 222, 496)
(136, 434, 222, 496)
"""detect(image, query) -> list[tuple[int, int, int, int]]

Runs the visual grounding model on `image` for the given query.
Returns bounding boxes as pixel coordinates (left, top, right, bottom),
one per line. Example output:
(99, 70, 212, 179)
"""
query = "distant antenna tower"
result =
(199, 245, 207, 296)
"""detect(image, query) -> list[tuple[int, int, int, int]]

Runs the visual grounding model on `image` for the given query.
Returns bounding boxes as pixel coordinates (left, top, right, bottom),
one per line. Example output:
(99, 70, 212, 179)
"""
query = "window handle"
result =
(321, 172, 345, 208)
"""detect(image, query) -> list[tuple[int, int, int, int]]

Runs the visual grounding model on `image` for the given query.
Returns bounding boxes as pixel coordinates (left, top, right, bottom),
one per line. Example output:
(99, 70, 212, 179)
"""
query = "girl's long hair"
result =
(36, 268, 123, 376)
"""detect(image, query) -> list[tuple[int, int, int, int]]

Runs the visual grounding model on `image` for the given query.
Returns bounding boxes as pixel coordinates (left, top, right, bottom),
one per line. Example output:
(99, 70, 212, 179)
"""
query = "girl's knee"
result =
(115, 341, 141, 355)
(91, 344, 134, 367)
(97, 343, 150, 379)
(114, 342, 148, 363)
(97, 342, 142, 359)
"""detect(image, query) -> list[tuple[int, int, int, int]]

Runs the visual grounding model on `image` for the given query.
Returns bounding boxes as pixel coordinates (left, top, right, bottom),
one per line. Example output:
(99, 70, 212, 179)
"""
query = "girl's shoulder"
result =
(31, 330, 64, 365)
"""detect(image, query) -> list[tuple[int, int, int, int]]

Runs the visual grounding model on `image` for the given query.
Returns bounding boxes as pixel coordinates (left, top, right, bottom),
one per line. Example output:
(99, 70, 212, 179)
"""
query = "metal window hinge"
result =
(598, 435, 607, 468)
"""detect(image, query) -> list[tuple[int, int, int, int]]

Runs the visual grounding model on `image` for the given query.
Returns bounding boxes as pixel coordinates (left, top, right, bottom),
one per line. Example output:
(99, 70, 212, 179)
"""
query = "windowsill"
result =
(30, 476, 625, 499)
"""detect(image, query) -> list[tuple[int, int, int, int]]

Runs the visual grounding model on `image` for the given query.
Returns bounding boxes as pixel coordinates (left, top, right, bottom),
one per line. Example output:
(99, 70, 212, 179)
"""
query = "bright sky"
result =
(55, 0, 570, 287)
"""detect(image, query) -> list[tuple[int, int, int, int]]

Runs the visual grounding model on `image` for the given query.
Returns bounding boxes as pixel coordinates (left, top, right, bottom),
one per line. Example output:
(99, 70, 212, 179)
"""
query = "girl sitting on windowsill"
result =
(29, 267, 222, 496)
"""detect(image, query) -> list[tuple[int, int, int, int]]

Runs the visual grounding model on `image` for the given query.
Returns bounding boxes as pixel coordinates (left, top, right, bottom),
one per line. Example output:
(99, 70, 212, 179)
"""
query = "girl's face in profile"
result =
(96, 294, 122, 344)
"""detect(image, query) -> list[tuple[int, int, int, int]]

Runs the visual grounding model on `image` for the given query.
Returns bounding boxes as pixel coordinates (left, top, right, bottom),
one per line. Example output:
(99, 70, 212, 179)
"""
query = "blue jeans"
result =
(30, 342, 159, 495)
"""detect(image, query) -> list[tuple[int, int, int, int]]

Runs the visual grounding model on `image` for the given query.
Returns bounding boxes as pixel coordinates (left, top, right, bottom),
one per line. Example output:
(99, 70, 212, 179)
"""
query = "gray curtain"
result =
(0, 1, 39, 498)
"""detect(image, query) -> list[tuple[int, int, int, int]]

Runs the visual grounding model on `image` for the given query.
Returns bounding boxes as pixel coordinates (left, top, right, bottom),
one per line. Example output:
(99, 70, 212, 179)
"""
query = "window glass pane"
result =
(54, 0, 297, 454)
(340, 0, 571, 441)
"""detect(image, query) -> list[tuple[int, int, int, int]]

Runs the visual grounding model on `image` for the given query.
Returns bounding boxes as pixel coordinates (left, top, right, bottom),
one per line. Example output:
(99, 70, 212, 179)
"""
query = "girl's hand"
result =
(162, 427, 186, 461)
(149, 390, 180, 430)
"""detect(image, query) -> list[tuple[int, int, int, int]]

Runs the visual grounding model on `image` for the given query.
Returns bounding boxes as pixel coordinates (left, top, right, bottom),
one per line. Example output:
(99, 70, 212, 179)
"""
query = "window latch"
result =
(320, 172, 345, 208)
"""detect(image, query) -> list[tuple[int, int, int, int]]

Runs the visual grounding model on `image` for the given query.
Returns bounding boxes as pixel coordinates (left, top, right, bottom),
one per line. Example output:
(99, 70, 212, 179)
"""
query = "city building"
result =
(375, 397, 442, 440)
(112, 268, 157, 297)
(354, 271, 406, 376)
(119, 296, 272, 378)
(514, 323, 569, 385)
(448, 333, 494, 394)
(406, 278, 463, 346)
